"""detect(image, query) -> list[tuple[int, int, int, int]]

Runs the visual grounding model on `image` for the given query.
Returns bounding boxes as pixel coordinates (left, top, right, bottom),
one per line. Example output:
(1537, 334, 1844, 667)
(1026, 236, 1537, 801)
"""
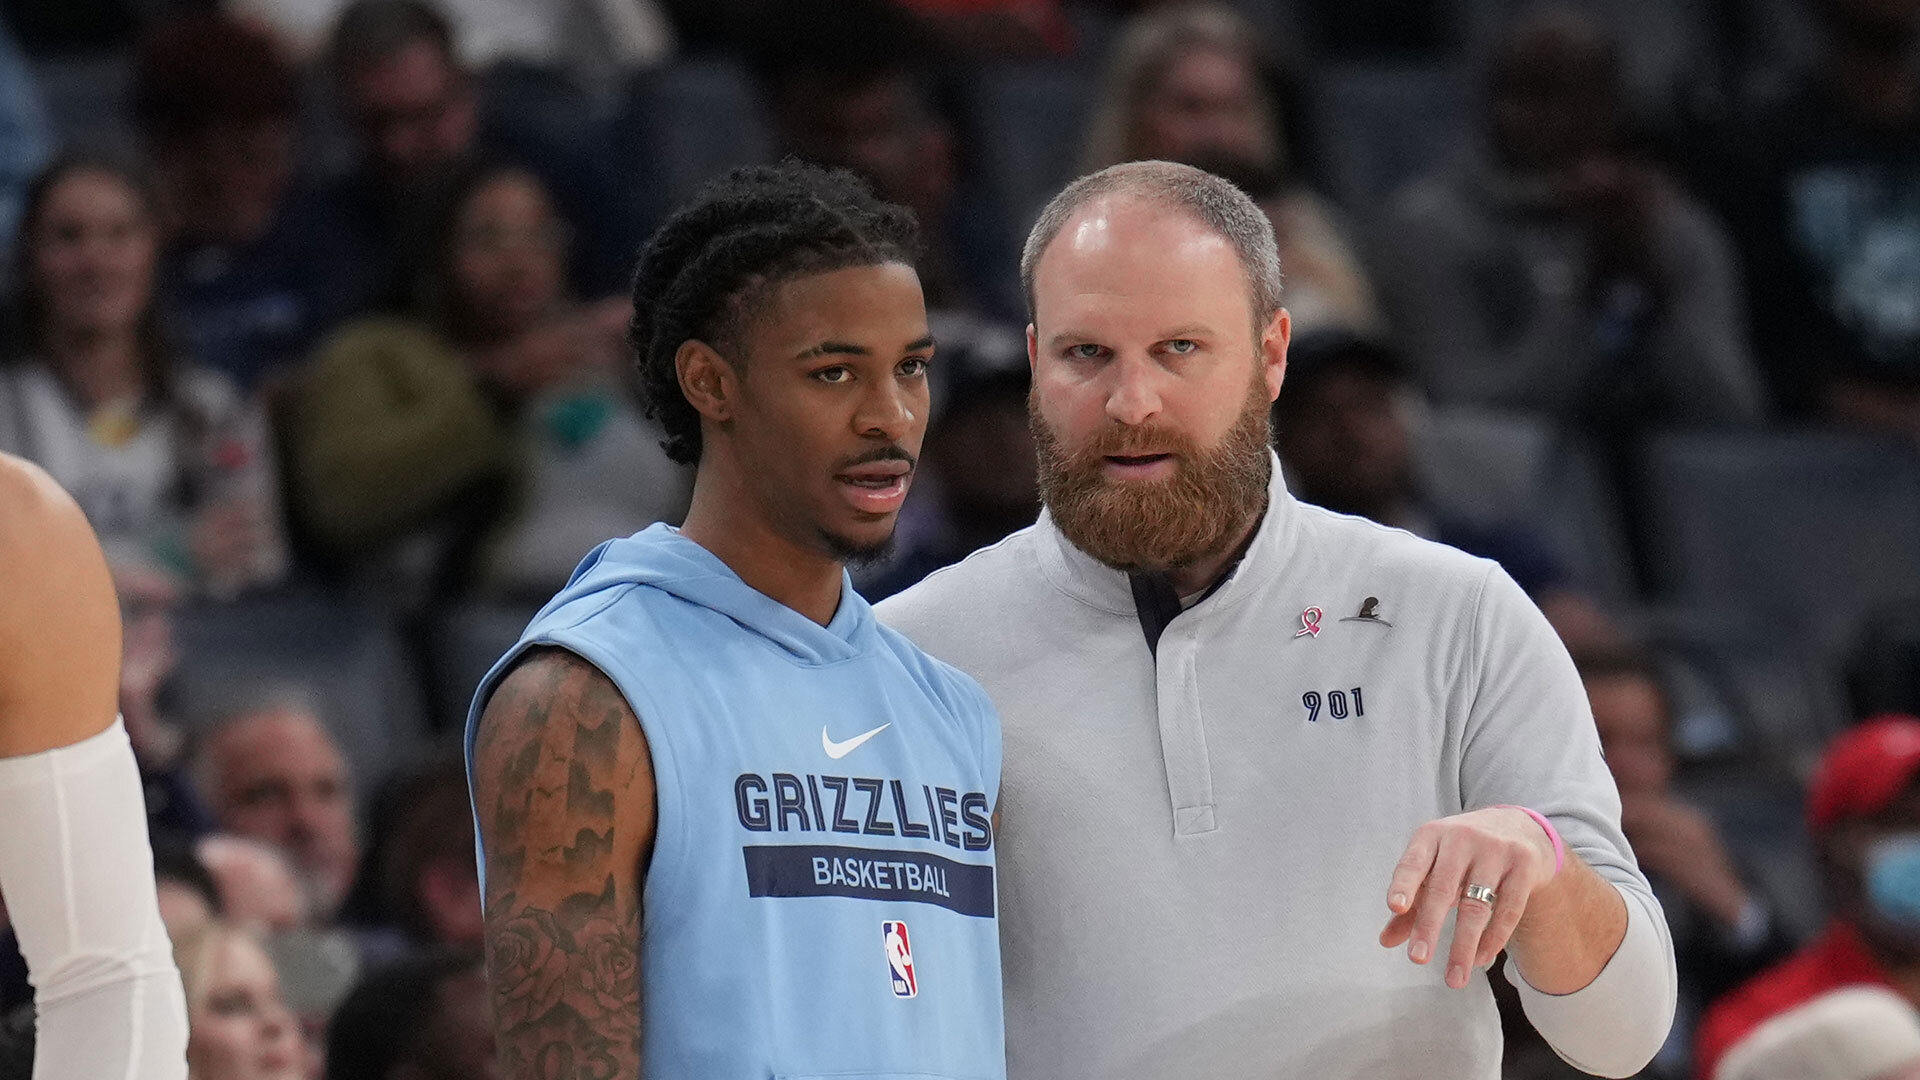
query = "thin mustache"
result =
(836, 445, 917, 472)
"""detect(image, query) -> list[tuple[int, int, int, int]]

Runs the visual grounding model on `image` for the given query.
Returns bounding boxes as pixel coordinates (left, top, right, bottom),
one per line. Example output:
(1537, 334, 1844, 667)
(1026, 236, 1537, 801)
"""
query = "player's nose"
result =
(854, 378, 916, 442)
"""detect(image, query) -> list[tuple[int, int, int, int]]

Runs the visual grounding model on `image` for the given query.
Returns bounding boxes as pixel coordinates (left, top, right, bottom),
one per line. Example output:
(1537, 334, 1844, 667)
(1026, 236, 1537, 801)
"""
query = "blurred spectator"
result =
(1379, 6, 1764, 433)
(1693, 0, 1920, 439)
(888, 0, 1072, 56)
(1578, 648, 1796, 1077)
(862, 330, 1037, 600)
(283, 163, 686, 601)
(316, 0, 635, 308)
(1697, 716, 1920, 1078)
(115, 563, 221, 835)
(154, 831, 225, 941)
(1716, 985, 1920, 1080)
(369, 756, 481, 948)
(132, 11, 349, 394)
(0, 18, 50, 283)
(173, 920, 308, 1080)
(0, 157, 290, 598)
(324, 948, 497, 1080)
(1297, 0, 1453, 59)
(229, 0, 672, 80)
(765, 41, 1007, 317)
(196, 700, 360, 921)
(1082, 3, 1381, 337)
(1271, 331, 1622, 648)
(197, 834, 309, 936)
(197, 833, 363, 1069)
(1851, 606, 1920, 721)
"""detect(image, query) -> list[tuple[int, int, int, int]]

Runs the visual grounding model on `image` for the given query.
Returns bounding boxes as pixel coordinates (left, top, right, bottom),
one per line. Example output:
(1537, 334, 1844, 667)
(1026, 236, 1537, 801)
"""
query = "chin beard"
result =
(819, 527, 897, 570)
(1032, 379, 1273, 574)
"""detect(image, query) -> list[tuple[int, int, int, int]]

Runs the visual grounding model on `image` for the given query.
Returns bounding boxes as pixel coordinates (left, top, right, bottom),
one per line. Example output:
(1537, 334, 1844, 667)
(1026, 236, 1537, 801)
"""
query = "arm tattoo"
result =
(474, 649, 651, 1079)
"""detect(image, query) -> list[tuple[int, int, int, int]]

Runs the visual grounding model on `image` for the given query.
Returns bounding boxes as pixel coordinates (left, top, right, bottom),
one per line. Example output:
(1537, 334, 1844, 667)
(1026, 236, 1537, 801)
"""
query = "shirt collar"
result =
(1034, 449, 1301, 618)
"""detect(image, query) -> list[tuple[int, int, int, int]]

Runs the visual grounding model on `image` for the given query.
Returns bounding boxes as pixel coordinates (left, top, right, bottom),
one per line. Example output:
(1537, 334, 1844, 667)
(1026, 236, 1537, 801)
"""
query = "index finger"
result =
(1387, 825, 1438, 914)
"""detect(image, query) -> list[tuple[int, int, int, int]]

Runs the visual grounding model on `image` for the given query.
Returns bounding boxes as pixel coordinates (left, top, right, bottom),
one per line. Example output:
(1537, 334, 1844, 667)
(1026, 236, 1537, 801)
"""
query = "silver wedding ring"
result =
(1462, 883, 1497, 906)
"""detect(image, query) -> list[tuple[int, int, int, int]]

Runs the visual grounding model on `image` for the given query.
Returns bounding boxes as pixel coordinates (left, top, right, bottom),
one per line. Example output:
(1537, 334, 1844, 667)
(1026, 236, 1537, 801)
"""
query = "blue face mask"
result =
(1866, 834, 1920, 930)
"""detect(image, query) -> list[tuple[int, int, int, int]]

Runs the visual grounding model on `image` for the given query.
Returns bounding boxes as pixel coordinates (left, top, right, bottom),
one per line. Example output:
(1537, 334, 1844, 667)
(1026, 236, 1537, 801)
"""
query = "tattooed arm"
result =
(472, 647, 655, 1079)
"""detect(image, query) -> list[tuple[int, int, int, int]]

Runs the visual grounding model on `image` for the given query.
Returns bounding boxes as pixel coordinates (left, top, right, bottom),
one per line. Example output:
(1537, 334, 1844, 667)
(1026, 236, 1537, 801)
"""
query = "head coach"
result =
(876, 160, 1676, 1079)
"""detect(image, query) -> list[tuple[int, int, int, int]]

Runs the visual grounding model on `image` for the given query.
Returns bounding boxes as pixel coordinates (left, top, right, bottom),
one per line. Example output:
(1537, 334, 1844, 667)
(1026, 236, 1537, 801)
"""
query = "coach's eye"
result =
(1165, 339, 1199, 354)
(813, 367, 852, 384)
(1066, 343, 1107, 360)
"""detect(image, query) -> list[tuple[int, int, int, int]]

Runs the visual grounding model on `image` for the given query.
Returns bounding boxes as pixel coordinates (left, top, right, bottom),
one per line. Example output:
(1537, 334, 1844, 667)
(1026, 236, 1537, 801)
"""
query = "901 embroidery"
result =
(1303, 688, 1364, 722)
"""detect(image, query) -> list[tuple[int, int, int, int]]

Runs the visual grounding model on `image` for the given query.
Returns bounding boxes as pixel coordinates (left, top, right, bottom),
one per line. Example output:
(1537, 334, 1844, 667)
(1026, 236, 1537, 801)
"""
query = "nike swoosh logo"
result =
(822, 722, 891, 760)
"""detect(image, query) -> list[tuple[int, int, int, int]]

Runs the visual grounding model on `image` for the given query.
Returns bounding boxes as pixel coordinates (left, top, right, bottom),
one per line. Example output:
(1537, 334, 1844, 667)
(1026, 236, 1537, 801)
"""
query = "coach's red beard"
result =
(1030, 379, 1272, 575)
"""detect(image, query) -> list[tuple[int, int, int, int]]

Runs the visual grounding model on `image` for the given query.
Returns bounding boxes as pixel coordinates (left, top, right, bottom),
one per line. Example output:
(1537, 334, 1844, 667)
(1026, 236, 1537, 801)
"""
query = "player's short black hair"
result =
(627, 160, 921, 465)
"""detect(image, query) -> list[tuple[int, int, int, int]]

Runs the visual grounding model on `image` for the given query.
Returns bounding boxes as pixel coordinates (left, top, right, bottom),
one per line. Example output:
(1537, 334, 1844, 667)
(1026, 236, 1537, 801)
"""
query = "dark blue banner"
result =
(742, 845, 996, 918)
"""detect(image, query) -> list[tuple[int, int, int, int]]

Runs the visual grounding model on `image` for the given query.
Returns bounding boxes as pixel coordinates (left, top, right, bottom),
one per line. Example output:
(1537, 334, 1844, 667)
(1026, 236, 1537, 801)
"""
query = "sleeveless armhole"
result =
(529, 620, 694, 925)
(468, 584, 692, 923)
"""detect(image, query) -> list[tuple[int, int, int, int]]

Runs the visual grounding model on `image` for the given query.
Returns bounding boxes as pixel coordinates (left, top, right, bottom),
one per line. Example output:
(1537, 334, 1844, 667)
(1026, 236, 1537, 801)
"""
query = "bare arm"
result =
(0, 452, 121, 757)
(471, 646, 654, 1080)
(1506, 850, 1629, 993)
(0, 453, 188, 1079)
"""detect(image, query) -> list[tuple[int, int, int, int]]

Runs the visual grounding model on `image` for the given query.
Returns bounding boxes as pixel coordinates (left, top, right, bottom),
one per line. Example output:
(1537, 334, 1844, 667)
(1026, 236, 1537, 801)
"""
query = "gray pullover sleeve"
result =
(1458, 567, 1678, 1076)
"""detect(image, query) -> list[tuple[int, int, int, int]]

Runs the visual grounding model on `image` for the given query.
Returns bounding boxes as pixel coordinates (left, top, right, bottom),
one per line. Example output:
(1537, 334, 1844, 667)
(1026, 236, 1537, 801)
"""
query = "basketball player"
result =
(0, 452, 188, 1078)
(878, 161, 1677, 1079)
(465, 163, 1003, 1079)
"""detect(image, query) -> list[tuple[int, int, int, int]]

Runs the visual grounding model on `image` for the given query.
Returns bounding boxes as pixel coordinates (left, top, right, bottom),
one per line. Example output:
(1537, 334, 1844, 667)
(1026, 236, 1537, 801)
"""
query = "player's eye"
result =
(898, 357, 929, 378)
(1065, 343, 1107, 361)
(1164, 339, 1199, 355)
(813, 367, 852, 384)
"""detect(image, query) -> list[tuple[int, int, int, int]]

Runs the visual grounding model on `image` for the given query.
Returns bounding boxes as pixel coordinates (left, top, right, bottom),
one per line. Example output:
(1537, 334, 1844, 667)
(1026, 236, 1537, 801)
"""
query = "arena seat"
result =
(27, 51, 137, 157)
(613, 56, 776, 226)
(1309, 61, 1470, 217)
(962, 60, 1100, 261)
(1411, 405, 1637, 602)
(171, 594, 429, 795)
(424, 602, 543, 732)
(1640, 430, 1920, 666)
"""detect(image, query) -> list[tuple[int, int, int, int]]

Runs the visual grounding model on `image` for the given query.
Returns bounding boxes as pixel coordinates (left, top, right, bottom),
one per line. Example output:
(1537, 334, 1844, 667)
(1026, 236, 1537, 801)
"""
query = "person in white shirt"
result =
(877, 160, 1675, 1079)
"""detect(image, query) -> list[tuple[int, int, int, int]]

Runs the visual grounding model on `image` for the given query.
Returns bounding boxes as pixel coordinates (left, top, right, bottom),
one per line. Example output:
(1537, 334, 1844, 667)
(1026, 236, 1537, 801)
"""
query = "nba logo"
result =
(883, 921, 917, 998)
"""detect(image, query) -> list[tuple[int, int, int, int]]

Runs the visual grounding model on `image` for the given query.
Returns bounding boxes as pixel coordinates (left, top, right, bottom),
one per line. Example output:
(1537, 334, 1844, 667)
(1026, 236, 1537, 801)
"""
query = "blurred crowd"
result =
(1, 0, 1919, 1077)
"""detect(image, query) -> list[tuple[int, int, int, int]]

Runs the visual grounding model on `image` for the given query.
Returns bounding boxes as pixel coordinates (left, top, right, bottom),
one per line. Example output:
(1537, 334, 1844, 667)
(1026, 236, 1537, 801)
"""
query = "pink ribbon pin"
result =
(1296, 606, 1323, 638)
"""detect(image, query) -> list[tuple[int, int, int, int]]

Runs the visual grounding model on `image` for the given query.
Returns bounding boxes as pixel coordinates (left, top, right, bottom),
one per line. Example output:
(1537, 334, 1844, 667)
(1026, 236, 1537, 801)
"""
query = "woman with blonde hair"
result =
(172, 921, 305, 1080)
(1083, 3, 1381, 336)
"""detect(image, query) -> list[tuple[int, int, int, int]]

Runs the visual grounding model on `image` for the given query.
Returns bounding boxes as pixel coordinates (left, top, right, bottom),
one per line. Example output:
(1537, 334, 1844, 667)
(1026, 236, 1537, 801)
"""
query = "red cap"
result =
(1808, 715, 1920, 831)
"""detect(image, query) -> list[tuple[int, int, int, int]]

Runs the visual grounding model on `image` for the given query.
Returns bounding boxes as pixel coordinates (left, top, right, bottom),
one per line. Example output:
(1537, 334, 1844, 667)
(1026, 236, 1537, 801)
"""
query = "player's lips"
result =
(1101, 452, 1176, 480)
(837, 460, 914, 515)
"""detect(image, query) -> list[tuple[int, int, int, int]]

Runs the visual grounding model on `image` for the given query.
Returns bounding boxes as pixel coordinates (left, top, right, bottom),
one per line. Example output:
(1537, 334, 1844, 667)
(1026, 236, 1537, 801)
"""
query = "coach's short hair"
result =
(1020, 160, 1283, 329)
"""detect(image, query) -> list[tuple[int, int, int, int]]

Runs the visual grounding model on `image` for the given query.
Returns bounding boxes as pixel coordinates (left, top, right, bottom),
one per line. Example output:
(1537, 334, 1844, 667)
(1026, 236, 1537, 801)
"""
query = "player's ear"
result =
(676, 339, 735, 423)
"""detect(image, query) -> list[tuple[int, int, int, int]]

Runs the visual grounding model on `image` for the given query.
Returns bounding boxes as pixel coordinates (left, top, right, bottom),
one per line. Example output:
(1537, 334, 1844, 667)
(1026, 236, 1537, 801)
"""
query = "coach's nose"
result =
(1104, 352, 1165, 428)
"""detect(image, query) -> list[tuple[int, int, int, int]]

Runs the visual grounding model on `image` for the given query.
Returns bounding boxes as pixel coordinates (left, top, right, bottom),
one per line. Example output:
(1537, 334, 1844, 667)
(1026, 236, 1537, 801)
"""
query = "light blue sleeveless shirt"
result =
(466, 525, 1005, 1080)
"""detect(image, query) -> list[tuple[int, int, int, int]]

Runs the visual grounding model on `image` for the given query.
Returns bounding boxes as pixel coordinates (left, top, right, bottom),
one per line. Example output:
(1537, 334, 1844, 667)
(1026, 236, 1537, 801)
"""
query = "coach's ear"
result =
(676, 339, 736, 423)
(1261, 307, 1291, 403)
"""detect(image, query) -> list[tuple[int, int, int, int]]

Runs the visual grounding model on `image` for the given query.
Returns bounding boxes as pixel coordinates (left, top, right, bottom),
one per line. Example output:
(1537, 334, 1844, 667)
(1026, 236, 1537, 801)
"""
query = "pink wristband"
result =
(1497, 805, 1565, 875)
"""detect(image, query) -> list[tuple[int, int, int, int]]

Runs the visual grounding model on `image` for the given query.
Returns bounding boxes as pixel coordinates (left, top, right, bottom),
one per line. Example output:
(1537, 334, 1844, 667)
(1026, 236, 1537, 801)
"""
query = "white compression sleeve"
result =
(0, 718, 188, 1080)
